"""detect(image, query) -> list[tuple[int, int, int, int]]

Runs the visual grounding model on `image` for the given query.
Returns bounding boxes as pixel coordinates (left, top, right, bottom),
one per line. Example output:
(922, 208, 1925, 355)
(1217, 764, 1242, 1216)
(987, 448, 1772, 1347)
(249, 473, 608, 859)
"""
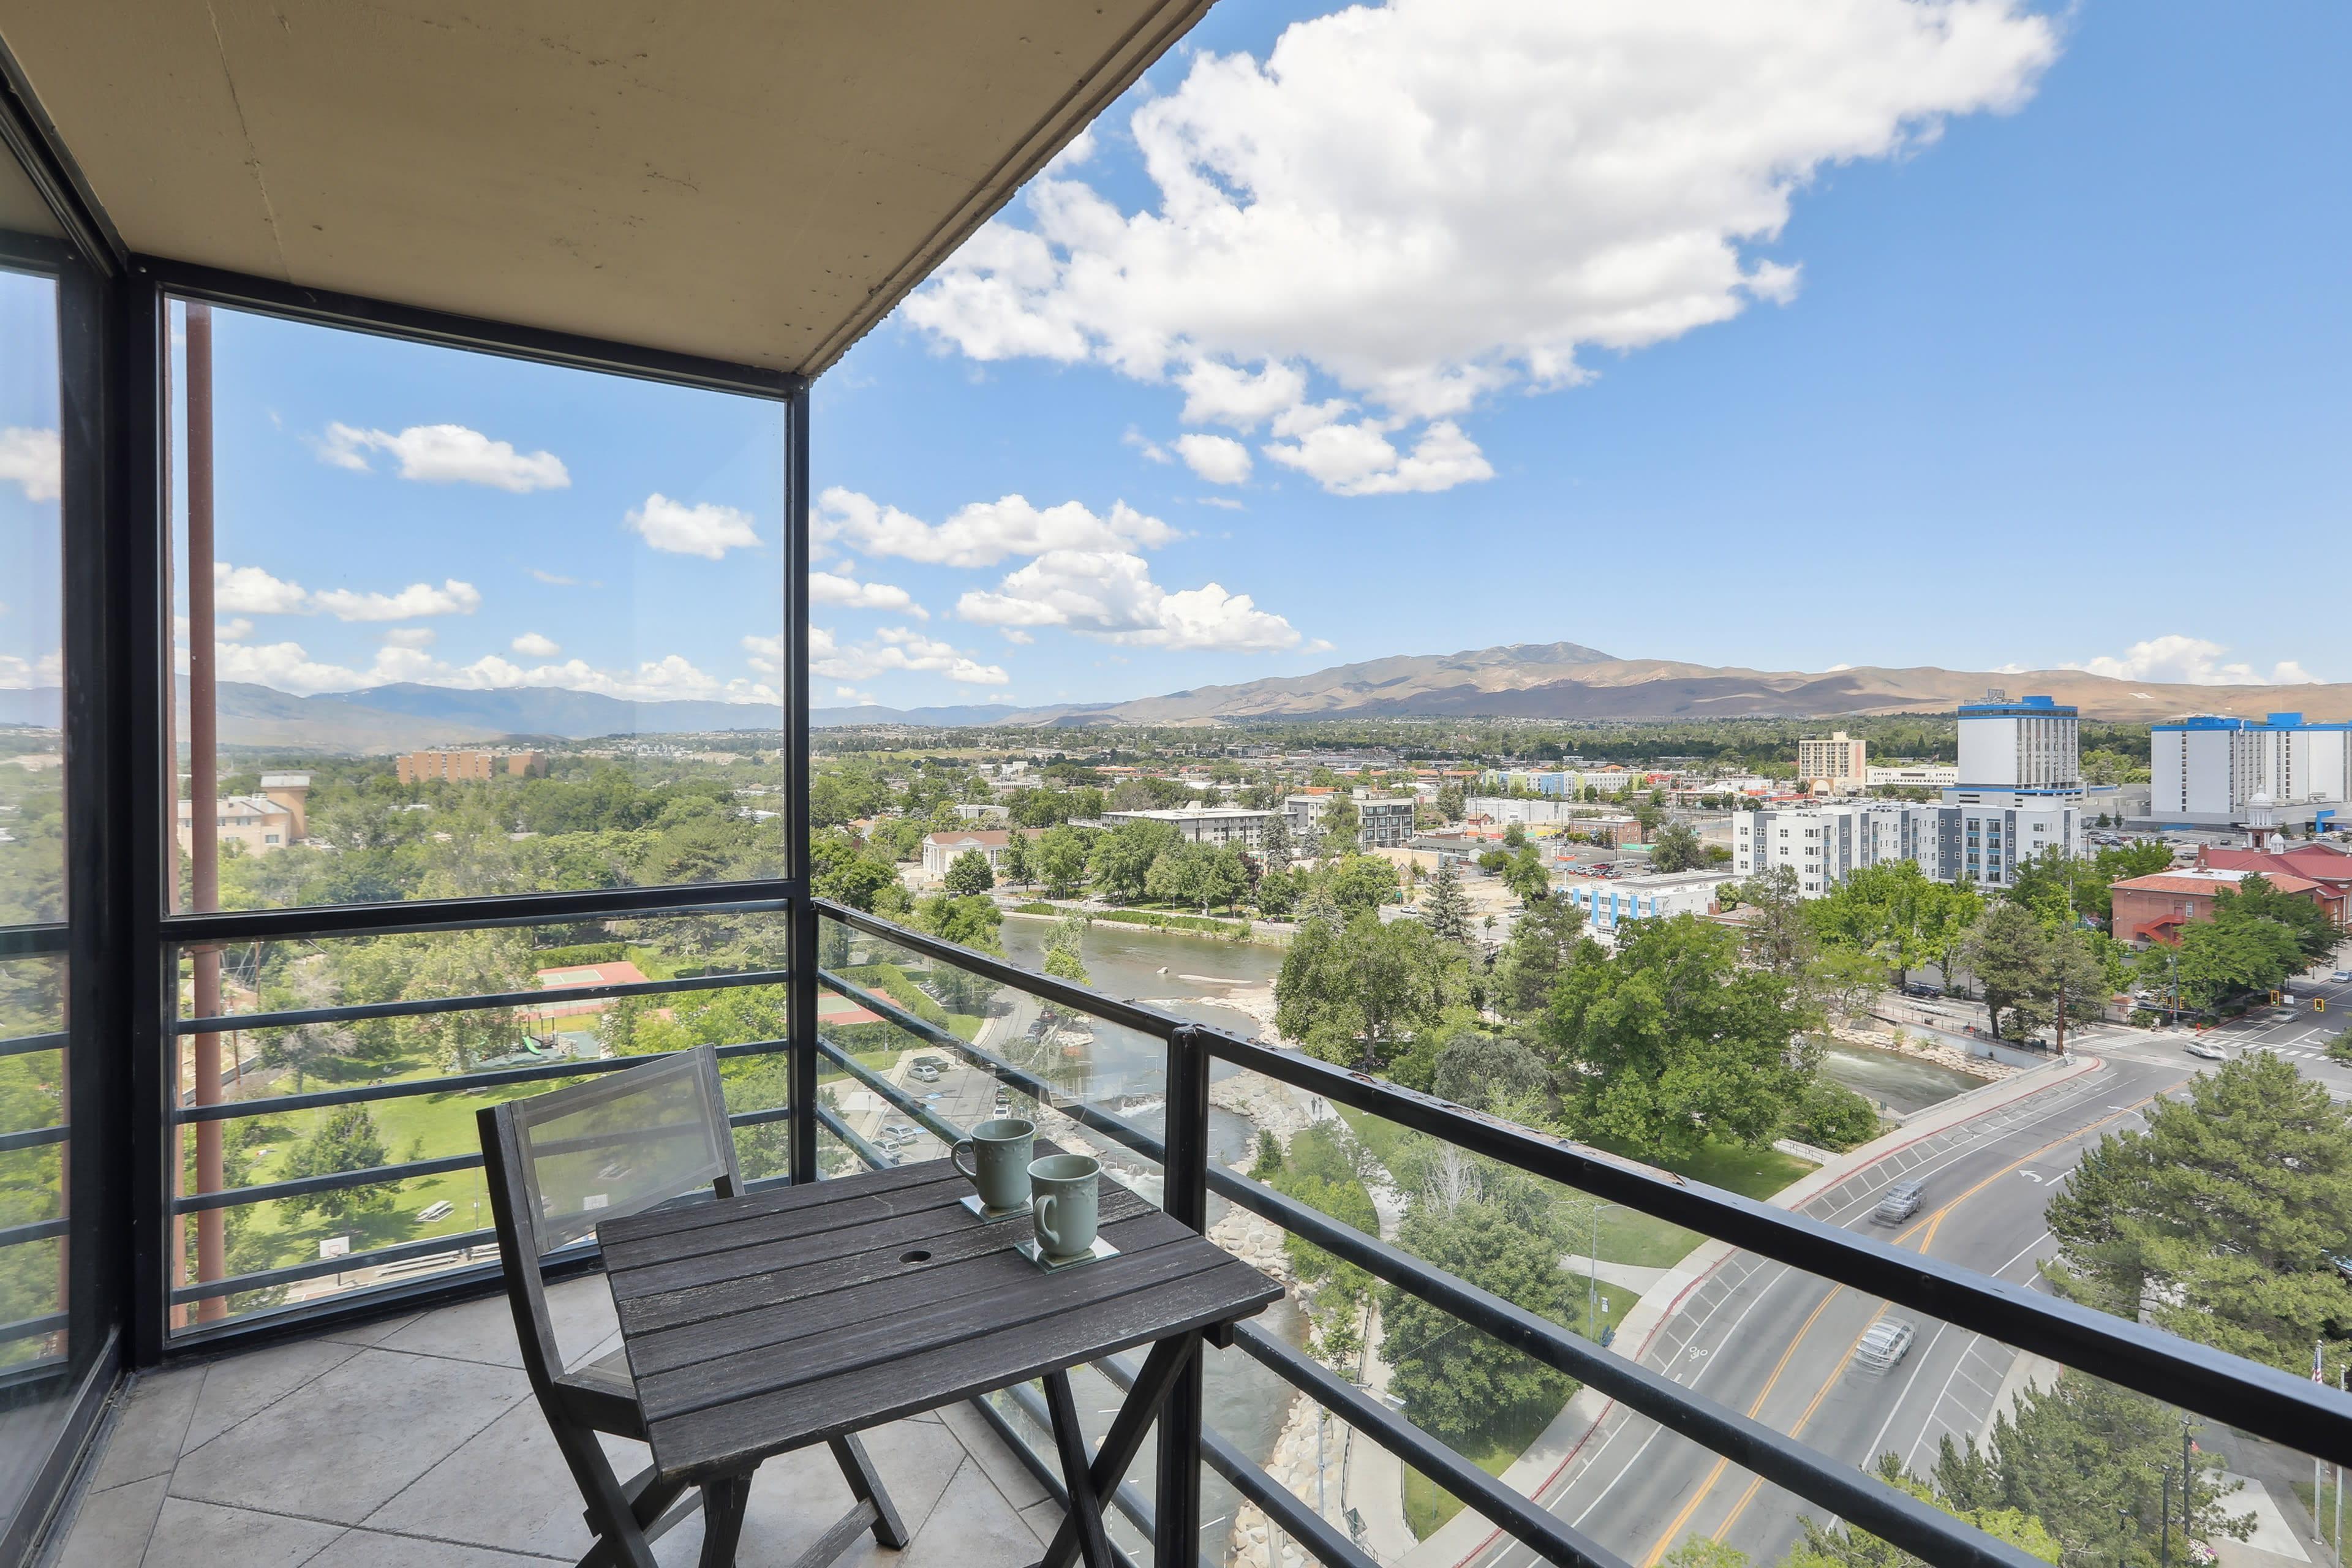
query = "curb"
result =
(1420, 1050, 2105, 1568)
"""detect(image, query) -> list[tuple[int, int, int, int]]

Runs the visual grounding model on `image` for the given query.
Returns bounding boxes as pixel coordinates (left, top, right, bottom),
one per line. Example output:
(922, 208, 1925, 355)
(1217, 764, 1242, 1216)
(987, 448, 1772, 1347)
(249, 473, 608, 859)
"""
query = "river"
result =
(1815, 1040, 1989, 1115)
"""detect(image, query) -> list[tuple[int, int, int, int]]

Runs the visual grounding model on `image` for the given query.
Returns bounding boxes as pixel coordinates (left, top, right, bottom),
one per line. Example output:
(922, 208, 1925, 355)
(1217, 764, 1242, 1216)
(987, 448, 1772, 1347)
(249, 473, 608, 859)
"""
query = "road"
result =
(2095, 951, 2352, 1098)
(1474, 1050, 2197, 1568)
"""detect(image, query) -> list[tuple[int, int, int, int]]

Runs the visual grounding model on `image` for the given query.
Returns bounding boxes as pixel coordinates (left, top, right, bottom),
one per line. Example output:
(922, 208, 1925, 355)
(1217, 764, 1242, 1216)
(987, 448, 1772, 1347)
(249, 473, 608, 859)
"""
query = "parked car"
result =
(1855, 1317, 1917, 1370)
(2185, 1040, 2228, 1061)
(2333, 970, 2351, 984)
(908, 1063, 941, 1084)
(1871, 1180, 1925, 1226)
(1903, 983, 1940, 1000)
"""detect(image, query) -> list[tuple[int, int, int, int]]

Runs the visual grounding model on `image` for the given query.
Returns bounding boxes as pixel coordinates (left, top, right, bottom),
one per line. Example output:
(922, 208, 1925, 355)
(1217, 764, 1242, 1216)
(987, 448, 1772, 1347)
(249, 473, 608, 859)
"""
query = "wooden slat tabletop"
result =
(600, 1149, 1282, 1484)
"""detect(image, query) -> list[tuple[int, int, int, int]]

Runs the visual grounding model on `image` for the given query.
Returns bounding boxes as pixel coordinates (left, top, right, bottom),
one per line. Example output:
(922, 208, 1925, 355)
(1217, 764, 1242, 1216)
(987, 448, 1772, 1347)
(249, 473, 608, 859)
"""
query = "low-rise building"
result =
(175, 771, 312, 856)
(2109, 867, 2342, 945)
(951, 802, 1011, 823)
(1866, 764, 1959, 790)
(1731, 797, 2086, 895)
(1284, 793, 1414, 850)
(1560, 869, 1736, 930)
(920, 828, 1043, 878)
(1098, 805, 1274, 848)
(397, 749, 549, 783)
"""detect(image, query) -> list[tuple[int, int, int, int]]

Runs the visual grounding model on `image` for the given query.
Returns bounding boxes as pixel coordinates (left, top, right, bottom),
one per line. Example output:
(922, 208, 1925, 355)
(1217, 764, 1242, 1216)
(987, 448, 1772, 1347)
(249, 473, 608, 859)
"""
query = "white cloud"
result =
(510, 631, 562, 657)
(627, 493, 762, 559)
(831, 687, 879, 705)
(0, 427, 60, 502)
(1261, 418, 1492, 496)
(214, 562, 311, 616)
(956, 548, 1303, 652)
(2064, 635, 2321, 687)
(216, 618, 255, 642)
(0, 650, 61, 690)
(742, 633, 782, 676)
(211, 633, 769, 703)
(816, 488, 1178, 567)
(810, 570, 929, 620)
(318, 423, 569, 492)
(814, 625, 1011, 685)
(312, 579, 482, 622)
(907, 0, 2055, 494)
(1174, 434, 1253, 485)
(529, 568, 581, 586)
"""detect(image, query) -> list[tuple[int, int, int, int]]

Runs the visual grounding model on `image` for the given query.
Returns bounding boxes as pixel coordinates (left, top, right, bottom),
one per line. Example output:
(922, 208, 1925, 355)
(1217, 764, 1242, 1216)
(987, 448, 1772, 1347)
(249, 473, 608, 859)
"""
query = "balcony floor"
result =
(43, 1276, 1066, 1567)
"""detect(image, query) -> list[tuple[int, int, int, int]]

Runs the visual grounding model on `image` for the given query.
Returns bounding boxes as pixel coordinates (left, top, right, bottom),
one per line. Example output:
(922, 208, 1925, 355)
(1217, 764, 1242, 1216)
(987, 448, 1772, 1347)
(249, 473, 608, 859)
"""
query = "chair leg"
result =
(828, 1432, 910, 1548)
(697, 1472, 752, 1568)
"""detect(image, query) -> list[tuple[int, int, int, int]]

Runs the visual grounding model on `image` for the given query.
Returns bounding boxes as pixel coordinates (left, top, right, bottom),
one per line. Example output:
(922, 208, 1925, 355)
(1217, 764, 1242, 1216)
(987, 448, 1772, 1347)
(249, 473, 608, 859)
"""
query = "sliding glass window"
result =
(0, 139, 90, 1553)
(163, 299, 790, 1332)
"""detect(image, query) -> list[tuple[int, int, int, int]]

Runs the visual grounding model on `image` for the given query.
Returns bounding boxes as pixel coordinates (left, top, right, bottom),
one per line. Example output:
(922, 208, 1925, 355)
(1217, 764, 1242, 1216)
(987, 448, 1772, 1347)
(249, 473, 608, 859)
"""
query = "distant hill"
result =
(205, 682, 783, 752)
(41, 631, 2352, 753)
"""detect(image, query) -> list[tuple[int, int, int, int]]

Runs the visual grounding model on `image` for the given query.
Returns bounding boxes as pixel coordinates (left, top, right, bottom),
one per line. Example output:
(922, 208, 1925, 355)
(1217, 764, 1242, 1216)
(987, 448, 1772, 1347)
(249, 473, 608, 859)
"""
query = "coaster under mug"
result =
(1016, 1235, 1120, 1271)
(960, 1193, 1033, 1224)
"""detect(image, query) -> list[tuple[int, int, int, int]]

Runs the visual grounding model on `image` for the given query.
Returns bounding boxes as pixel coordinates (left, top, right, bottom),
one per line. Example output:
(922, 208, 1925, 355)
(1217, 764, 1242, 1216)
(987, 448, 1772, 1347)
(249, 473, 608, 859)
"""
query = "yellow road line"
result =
(1642, 1079, 2180, 1560)
(1641, 1286, 1844, 1566)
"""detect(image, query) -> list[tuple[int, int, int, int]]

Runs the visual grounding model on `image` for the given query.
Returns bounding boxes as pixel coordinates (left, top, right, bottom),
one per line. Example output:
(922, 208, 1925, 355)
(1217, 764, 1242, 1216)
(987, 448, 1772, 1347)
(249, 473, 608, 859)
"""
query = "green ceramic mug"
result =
(951, 1118, 1035, 1213)
(1028, 1152, 1101, 1261)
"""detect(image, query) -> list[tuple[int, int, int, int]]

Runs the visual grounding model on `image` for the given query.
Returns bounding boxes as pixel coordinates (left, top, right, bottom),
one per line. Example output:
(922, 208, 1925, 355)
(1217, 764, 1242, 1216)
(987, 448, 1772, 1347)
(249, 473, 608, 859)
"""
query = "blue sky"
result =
(4, 0, 2346, 717)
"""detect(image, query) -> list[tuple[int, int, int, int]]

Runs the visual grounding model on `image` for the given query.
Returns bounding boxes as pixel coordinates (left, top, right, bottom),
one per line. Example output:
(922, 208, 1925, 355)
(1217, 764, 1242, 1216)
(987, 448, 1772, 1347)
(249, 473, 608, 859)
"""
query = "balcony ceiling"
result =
(0, 1, 1212, 374)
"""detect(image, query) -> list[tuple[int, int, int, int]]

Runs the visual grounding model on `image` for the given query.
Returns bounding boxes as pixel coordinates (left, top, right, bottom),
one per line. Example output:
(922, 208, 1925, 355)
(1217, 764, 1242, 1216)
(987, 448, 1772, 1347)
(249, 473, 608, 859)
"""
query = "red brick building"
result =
(2109, 867, 2340, 947)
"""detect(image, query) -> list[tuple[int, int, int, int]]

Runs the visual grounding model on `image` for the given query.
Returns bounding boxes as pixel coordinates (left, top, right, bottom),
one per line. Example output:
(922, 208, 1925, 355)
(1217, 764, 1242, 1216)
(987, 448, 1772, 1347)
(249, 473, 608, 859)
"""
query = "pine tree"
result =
(1258, 811, 1294, 875)
(1425, 854, 1472, 943)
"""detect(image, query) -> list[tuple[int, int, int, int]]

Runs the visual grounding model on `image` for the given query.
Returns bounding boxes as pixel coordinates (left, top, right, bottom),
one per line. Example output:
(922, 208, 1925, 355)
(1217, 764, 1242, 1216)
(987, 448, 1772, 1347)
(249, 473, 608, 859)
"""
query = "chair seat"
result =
(570, 1344, 637, 1400)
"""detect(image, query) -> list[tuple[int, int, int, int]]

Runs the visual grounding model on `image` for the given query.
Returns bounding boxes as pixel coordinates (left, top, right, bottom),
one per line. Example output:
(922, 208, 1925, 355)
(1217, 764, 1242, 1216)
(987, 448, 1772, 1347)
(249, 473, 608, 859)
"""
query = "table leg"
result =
(1043, 1370, 1118, 1568)
(1038, 1333, 1200, 1568)
(696, 1474, 750, 1568)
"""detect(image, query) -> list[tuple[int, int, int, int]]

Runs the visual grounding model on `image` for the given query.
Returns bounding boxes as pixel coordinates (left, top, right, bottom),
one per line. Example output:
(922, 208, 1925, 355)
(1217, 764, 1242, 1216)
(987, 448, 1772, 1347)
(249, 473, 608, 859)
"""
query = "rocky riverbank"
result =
(1830, 1022, 2013, 1080)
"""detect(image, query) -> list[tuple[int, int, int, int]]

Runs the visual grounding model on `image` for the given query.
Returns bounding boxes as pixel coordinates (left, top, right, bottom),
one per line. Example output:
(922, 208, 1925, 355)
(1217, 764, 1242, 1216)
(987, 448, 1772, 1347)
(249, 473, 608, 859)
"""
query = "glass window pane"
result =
(167, 301, 786, 914)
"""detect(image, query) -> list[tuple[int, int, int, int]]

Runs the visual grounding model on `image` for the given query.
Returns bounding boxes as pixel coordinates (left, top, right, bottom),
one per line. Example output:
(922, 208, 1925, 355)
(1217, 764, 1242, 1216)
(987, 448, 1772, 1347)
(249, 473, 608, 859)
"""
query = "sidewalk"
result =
(1398, 1049, 2104, 1568)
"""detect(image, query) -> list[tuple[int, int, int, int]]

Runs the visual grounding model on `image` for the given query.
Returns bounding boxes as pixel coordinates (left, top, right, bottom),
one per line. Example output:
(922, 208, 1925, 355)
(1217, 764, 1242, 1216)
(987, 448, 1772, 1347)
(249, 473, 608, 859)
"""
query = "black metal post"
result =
(1155, 1026, 1210, 1568)
(783, 387, 816, 1185)
(2162, 1468, 2171, 1568)
(117, 270, 170, 1365)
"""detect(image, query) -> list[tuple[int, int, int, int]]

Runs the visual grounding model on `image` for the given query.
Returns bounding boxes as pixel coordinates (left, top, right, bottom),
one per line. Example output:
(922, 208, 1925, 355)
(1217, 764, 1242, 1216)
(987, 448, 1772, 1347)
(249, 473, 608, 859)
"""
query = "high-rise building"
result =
(1795, 732, 1867, 793)
(2150, 713, 2351, 829)
(1954, 692, 2079, 794)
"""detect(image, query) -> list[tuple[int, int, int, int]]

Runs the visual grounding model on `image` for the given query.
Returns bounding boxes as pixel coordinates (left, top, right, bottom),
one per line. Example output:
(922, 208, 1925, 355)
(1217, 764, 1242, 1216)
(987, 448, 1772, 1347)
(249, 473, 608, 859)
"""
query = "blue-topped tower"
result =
(1940, 690, 2082, 890)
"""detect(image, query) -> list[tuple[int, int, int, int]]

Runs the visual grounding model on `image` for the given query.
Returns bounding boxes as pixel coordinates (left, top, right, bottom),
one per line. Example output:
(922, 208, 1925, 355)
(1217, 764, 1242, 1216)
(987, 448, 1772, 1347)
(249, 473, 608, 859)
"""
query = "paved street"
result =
(2093, 941, 2352, 1098)
(1473, 1052, 2195, 1568)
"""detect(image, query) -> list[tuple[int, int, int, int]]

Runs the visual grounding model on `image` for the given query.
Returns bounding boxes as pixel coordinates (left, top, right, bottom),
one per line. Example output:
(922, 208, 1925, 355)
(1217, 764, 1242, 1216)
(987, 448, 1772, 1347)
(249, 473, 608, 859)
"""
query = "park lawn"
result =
(2295, 1477, 2344, 1553)
(1400, 1397, 1566, 1539)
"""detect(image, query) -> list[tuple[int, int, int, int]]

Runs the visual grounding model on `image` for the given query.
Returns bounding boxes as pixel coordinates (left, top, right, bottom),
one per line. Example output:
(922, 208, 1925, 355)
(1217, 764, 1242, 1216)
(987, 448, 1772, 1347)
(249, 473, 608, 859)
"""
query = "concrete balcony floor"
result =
(42, 1276, 1065, 1567)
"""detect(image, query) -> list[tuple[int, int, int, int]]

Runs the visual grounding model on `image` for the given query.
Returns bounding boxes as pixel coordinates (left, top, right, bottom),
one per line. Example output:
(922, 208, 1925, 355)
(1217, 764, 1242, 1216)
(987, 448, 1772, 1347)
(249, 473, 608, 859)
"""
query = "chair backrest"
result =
(478, 1046, 741, 1386)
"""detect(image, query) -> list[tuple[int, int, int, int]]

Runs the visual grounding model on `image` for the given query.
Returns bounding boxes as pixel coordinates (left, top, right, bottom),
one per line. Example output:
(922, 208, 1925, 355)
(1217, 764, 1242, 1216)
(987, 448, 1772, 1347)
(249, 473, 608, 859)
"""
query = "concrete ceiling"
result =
(0, 1, 1212, 374)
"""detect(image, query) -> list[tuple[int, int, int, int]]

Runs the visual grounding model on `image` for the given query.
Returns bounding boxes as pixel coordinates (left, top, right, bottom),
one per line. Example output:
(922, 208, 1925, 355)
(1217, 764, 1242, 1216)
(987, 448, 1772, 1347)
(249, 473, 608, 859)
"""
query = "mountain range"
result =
(9, 643, 2348, 750)
(816, 641, 2352, 728)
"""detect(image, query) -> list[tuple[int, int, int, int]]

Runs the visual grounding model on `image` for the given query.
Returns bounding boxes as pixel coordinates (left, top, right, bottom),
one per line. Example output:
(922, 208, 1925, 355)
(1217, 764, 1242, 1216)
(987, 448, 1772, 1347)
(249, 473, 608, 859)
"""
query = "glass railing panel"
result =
(0, 956, 64, 1364)
(167, 911, 790, 1330)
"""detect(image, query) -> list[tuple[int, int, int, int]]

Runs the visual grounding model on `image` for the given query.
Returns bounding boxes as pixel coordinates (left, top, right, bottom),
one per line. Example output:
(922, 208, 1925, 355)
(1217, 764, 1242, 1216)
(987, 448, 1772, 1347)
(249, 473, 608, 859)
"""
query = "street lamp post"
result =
(1587, 1202, 1623, 1339)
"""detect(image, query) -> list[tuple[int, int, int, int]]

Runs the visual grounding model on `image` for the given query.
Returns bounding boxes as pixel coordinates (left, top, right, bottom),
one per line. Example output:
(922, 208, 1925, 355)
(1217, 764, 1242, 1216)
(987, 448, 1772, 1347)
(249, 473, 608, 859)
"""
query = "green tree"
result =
(1490, 897, 1586, 1020)
(1785, 1453, 2060, 1568)
(1961, 902, 2050, 1040)
(1785, 1079, 1880, 1151)
(1932, 1372, 2249, 1567)
(1502, 842, 1550, 904)
(1090, 819, 1180, 901)
(1423, 856, 1472, 943)
(1807, 861, 1981, 990)
(2162, 911, 2305, 1010)
(1321, 796, 1362, 858)
(1000, 830, 1032, 889)
(1033, 825, 1090, 898)
(1432, 1031, 1548, 1113)
(2214, 873, 2339, 966)
(1434, 782, 1465, 822)
(1325, 853, 1400, 917)
(278, 1103, 396, 1222)
(1648, 820, 1705, 873)
(943, 848, 996, 895)
(1257, 811, 1294, 875)
(1275, 910, 1469, 1072)
(1727, 867, 1818, 985)
(2042, 1053, 2352, 1376)
(1040, 910, 1093, 988)
(1379, 1198, 1577, 1444)
(1539, 914, 1809, 1160)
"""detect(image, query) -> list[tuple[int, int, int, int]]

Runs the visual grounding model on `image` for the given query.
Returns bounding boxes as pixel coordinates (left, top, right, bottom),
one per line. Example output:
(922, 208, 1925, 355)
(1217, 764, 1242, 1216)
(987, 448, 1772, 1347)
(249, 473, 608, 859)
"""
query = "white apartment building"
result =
(1796, 732, 1868, 793)
(1956, 693, 2079, 793)
(1099, 805, 1274, 847)
(2150, 713, 2352, 829)
(1284, 793, 1415, 850)
(1733, 803, 1943, 895)
(1866, 764, 1959, 790)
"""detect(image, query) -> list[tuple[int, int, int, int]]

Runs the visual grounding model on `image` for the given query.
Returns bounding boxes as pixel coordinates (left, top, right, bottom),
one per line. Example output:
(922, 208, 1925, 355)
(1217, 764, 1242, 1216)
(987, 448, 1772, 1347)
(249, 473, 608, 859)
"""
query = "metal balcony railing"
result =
(810, 896, 2352, 1568)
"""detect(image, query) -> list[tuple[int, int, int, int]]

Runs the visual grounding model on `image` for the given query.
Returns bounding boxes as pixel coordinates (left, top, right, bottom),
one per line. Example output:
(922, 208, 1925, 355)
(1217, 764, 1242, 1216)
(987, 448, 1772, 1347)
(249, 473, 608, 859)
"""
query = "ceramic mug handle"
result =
(951, 1139, 978, 1184)
(1033, 1192, 1065, 1255)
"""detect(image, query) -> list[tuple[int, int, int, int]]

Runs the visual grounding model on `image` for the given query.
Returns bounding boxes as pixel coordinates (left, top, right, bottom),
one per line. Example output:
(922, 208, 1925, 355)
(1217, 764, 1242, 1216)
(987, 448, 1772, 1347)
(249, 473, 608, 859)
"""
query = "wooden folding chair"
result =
(478, 1045, 907, 1568)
